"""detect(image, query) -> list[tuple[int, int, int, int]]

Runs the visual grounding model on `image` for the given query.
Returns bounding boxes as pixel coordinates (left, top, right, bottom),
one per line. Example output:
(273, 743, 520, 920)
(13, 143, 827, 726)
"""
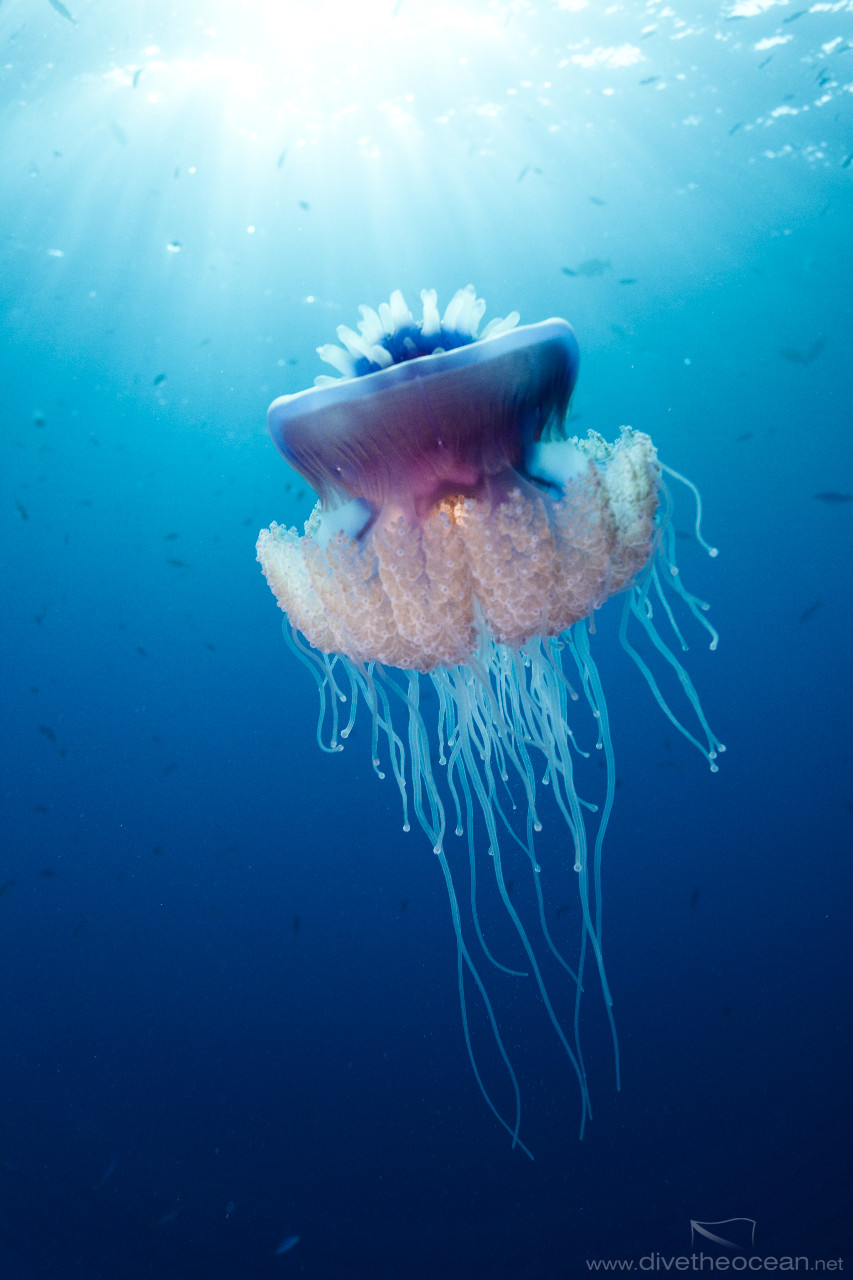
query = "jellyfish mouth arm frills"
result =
(257, 425, 660, 672)
(256, 286, 722, 1153)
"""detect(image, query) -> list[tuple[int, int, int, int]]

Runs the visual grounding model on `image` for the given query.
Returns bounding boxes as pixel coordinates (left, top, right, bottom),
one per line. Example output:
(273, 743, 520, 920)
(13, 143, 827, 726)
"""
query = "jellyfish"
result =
(257, 286, 722, 1156)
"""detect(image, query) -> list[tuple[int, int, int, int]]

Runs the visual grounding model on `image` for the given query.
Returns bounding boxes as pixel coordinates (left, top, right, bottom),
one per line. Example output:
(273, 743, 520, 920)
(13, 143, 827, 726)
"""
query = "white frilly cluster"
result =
(315, 285, 521, 385)
(256, 428, 661, 673)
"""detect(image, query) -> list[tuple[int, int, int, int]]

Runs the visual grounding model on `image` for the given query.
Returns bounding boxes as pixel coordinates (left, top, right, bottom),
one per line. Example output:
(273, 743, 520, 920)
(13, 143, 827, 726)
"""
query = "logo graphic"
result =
(690, 1218, 756, 1253)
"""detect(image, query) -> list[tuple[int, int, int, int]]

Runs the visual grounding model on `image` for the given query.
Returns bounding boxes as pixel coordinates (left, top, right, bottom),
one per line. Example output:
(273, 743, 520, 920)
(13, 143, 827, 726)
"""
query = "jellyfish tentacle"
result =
(283, 626, 344, 754)
(570, 622, 622, 1091)
(488, 776, 583, 987)
(656, 513, 721, 652)
(659, 461, 718, 558)
(620, 589, 723, 769)
(509, 639, 607, 1113)
(450, 683, 593, 1131)
(436, 846, 533, 1160)
(485, 646, 588, 986)
(345, 661, 411, 820)
(444, 722, 528, 979)
(514, 639, 613, 1075)
(381, 665, 536, 1147)
(432, 665, 532, 972)
(651, 562, 690, 652)
(402, 671, 446, 853)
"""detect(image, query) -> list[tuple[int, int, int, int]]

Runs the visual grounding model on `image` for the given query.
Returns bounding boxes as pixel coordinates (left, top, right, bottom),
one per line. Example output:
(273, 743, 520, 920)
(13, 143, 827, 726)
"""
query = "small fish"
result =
(689, 889, 700, 909)
(92, 1157, 117, 1189)
(0, 880, 17, 898)
(132, 67, 143, 88)
(843, 154, 853, 170)
(275, 1234, 301, 1255)
(47, 0, 76, 22)
(799, 600, 821, 623)
(783, 8, 807, 21)
(298, 200, 310, 210)
(166, 557, 190, 568)
(516, 164, 530, 183)
(276, 149, 287, 169)
(728, 122, 743, 136)
(109, 120, 128, 146)
(38, 724, 57, 743)
(619, 277, 636, 285)
(813, 491, 852, 505)
(639, 76, 659, 85)
(758, 56, 772, 69)
(39, 868, 57, 877)
(589, 195, 605, 206)
(136, 646, 148, 658)
(226, 1201, 236, 1220)
(14, 498, 28, 520)
(152, 373, 166, 386)
(32, 412, 46, 427)
(780, 337, 825, 366)
(561, 267, 577, 277)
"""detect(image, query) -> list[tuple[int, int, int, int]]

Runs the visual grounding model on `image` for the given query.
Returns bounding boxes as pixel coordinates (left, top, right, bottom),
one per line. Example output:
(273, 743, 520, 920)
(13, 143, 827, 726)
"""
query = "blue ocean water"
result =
(1, 1, 851, 1276)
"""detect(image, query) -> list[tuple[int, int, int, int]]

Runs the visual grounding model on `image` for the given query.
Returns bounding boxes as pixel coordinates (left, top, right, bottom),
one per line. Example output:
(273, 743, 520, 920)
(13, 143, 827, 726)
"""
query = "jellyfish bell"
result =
(257, 286, 722, 1155)
(267, 312, 579, 518)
